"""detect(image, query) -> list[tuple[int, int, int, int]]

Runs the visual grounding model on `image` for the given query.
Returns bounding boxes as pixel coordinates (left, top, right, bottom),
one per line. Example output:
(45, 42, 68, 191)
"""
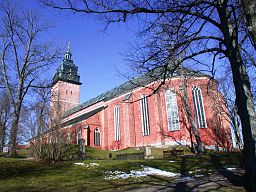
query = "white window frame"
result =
(114, 105, 121, 141)
(140, 94, 150, 136)
(192, 86, 207, 128)
(165, 89, 180, 131)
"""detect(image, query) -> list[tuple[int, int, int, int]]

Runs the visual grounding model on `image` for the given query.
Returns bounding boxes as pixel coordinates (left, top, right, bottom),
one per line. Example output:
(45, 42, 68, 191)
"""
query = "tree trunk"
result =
(0, 103, 9, 152)
(240, 0, 256, 50)
(229, 54, 256, 192)
(9, 114, 20, 156)
(218, 4, 256, 189)
(0, 125, 6, 152)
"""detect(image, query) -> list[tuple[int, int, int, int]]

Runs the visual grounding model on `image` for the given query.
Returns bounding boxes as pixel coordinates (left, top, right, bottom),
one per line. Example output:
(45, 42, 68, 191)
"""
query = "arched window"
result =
(114, 105, 121, 141)
(94, 128, 100, 146)
(165, 90, 180, 131)
(140, 94, 150, 136)
(192, 86, 207, 128)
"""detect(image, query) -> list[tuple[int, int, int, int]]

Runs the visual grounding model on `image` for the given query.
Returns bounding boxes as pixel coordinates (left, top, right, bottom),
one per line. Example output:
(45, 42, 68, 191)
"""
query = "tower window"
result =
(192, 86, 207, 128)
(114, 105, 120, 141)
(71, 91, 72, 95)
(165, 90, 180, 131)
(66, 90, 68, 94)
(140, 94, 150, 136)
(94, 128, 100, 146)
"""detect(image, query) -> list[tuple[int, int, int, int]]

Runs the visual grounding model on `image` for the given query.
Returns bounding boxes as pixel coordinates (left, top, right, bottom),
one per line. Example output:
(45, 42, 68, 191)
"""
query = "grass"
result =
(85, 145, 192, 160)
(0, 147, 245, 192)
(0, 158, 166, 192)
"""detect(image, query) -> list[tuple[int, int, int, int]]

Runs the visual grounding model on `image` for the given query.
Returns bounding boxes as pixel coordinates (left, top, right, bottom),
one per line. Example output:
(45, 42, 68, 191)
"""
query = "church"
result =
(50, 46, 231, 150)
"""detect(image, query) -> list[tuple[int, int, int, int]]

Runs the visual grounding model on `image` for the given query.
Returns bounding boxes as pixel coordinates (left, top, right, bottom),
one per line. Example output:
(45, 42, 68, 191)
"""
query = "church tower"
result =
(50, 44, 82, 118)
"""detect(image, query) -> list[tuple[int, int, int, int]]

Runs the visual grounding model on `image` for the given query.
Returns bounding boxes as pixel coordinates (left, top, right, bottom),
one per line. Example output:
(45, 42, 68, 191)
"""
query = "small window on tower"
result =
(66, 90, 68, 94)
(71, 91, 72, 95)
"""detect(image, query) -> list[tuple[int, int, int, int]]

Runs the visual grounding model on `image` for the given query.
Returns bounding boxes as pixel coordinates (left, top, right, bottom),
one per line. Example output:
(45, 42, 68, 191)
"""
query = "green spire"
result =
(64, 42, 72, 61)
(52, 42, 82, 85)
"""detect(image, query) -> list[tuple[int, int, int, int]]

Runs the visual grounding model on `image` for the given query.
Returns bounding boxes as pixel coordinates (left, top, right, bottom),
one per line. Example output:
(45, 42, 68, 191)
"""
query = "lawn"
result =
(0, 147, 245, 192)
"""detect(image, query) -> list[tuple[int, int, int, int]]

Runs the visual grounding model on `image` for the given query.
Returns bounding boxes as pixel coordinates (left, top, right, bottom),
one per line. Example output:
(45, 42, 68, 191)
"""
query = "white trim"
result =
(165, 89, 180, 131)
(62, 103, 105, 123)
(192, 86, 207, 128)
(114, 105, 121, 141)
(140, 94, 150, 136)
(198, 88, 207, 128)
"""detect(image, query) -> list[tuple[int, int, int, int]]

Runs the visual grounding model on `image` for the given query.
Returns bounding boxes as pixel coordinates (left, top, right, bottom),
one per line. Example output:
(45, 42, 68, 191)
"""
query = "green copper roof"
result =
(63, 66, 207, 118)
(53, 44, 82, 85)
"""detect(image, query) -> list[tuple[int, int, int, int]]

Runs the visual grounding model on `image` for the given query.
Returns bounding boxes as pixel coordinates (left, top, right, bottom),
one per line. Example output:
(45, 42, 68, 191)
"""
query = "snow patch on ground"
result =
(169, 160, 177, 163)
(105, 166, 179, 180)
(74, 162, 99, 169)
(74, 163, 85, 166)
(226, 167, 237, 170)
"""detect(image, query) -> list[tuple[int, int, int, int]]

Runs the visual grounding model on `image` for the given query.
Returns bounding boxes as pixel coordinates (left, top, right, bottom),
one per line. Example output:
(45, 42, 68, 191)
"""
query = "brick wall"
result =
(59, 76, 231, 150)
(50, 81, 80, 118)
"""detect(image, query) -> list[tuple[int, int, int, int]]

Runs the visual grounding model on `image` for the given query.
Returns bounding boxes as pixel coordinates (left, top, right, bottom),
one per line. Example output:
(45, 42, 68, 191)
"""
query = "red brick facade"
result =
(50, 81, 80, 117)
(51, 75, 231, 150)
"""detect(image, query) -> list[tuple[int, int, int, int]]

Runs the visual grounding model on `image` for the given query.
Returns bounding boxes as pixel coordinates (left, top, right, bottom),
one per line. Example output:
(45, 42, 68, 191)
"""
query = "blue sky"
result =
(19, 0, 137, 102)
(16, 0, 237, 104)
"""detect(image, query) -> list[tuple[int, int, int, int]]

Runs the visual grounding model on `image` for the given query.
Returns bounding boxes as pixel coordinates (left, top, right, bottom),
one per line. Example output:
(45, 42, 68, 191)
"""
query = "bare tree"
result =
(41, 1, 256, 190)
(179, 77, 204, 154)
(156, 74, 204, 154)
(0, 2, 59, 155)
(217, 74, 244, 149)
(24, 87, 50, 157)
(28, 88, 72, 162)
(205, 82, 234, 151)
(0, 90, 11, 152)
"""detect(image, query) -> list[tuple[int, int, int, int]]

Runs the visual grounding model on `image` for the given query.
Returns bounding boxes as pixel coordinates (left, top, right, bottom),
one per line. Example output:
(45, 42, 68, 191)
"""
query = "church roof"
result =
(63, 66, 207, 118)
(62, 106, 106, 127)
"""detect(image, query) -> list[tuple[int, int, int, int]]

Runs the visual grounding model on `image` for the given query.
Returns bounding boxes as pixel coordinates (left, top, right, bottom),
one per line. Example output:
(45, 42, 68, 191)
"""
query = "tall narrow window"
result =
(140, 94, 150, 136)
(94, 128, 100, 146)
(114, 105, 121, 141)
(192, 86, 207, 128)
(77, 128, 82, 143)
(165, 90, 180, 131)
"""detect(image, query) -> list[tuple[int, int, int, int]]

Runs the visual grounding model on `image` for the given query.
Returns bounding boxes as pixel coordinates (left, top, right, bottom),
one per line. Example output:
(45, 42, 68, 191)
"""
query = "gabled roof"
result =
(63, 66, 207, 117)
(62, 106, 106, 127)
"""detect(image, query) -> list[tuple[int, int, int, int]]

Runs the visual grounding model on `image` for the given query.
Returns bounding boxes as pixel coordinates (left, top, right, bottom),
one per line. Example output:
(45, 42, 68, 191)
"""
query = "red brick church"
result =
(50, 46, 231, 150)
